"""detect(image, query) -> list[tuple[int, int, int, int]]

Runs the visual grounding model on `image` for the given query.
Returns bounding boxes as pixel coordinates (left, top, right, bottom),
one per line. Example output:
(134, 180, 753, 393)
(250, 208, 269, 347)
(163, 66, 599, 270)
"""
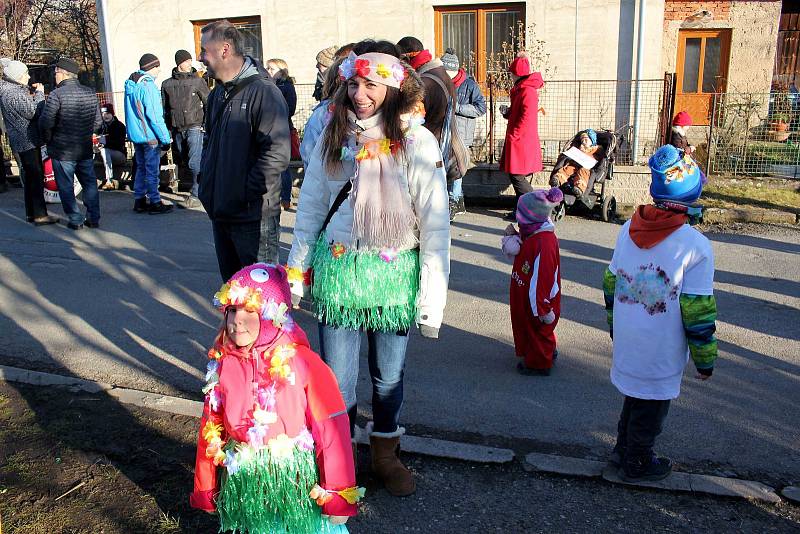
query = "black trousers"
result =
(508, 173, 534, 199)
(212, 219, 261, 282)
(614, 395, 671, 461)
(19, 148, 48, 220)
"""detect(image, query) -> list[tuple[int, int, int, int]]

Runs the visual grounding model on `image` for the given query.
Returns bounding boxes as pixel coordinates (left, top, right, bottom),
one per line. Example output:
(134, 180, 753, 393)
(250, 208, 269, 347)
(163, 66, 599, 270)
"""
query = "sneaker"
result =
(448, 199, 457, 222)
(133, 198, 149, 213)
(32, 215, 58, 226)
(177, 195, 200, 209)
(454, 196, 466, 216)
(66, 221, 83, 230)
(148, 201, 174, 214)
(620, 455, 672, 482)
(84, 220, 100, 229)
(516, 361, 551, 376)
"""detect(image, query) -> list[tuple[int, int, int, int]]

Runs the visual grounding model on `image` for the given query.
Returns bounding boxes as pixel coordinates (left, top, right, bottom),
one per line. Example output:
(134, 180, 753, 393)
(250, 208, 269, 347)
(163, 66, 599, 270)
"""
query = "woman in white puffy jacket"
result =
(287, 40, 450, 497)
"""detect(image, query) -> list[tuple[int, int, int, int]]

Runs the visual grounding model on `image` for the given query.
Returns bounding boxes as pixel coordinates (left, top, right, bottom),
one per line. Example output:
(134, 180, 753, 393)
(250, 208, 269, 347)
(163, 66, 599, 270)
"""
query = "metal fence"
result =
(708, 91, 800, 178)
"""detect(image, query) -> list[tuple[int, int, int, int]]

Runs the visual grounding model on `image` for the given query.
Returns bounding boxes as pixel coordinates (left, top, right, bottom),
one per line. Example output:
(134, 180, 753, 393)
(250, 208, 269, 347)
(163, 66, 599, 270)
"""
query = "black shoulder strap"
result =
(320, 180, 352, 235)
(207, 75, 260, 136)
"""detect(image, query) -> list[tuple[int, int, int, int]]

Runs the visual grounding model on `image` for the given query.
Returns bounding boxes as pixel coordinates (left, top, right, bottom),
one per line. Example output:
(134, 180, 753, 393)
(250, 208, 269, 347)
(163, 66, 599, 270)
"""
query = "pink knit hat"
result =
(516, 187, 564, 225)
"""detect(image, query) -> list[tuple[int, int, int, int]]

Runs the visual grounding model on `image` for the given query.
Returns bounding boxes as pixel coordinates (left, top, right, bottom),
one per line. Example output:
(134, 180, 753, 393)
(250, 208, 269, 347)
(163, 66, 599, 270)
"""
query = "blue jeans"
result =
(52, 158, 99, 225)
(173, 128, 203, 197)
(134, 143, 161, 203)
(258, 212, 281, 265)
(280, 168, 292, 203)
(448, 177, 463, 202)
(318, 323, 410, 434)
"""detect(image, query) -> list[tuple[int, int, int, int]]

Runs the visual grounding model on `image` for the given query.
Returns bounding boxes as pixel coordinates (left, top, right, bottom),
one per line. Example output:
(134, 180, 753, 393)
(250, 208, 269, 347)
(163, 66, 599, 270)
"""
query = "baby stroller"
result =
(549, 129, 618, 222)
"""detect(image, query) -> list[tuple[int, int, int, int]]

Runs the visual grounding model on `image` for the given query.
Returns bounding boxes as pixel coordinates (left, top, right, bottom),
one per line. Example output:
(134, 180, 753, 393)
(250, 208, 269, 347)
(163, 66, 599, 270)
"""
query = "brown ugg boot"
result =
(369, 434, 416, 496)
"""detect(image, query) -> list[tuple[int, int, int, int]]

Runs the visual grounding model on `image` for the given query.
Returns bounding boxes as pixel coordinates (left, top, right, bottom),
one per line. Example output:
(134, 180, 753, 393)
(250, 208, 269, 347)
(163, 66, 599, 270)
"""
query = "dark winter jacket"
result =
(199, 57, 290, 222)
(99, 116, 127, 156)
(0, 77, 45, 153)
(273, 77, 297, 129)
(454, 72, 486, 148)
(669, 128, 691, 154)
(38, 78, 102, 161)
(161, 67, 209, 132)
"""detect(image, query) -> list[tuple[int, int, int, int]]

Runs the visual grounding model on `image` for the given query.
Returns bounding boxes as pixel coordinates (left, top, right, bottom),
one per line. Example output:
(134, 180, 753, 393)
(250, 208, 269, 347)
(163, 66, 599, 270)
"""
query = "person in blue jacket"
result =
(124, 53, 173, 214)
(442, 48, 486, 218)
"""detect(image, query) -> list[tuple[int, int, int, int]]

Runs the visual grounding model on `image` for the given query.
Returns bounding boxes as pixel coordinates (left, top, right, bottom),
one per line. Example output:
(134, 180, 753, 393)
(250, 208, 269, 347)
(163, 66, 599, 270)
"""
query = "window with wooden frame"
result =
(675, 29, 731, 125)
(192, 16, 263, 64)
(434, 3, 525, 85)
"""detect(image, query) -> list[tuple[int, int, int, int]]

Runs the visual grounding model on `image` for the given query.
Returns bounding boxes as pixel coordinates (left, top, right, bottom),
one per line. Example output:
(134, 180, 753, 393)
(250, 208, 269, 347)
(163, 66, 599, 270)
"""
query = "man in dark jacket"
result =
(198, 19, 290, 281)
(39, 57, 102, 229)
(162, 50, 209, 208)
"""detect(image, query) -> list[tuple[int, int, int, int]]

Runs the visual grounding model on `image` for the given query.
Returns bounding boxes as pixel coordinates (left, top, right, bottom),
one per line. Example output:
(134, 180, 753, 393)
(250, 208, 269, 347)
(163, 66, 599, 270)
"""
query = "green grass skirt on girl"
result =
(311, 234, 419, 333)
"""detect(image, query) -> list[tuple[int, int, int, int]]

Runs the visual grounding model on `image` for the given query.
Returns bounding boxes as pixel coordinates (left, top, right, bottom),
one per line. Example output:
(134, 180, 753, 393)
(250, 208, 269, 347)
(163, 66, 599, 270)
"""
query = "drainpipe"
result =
(631, 0, 646, 164)
(96, 0, 115, 95)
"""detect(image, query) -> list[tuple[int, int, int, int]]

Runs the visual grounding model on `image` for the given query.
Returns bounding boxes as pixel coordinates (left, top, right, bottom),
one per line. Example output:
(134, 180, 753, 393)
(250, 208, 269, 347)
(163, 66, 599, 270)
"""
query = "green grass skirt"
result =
(217, 443, 332, 534)
(311, 234, 419, 333)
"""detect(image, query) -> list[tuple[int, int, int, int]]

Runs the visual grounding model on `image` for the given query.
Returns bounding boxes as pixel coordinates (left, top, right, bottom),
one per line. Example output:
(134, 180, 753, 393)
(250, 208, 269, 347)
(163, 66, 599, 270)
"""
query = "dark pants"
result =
(509, 173, 534, 200)
(19, 148, 48, 220)
(212, 220, 261, 282)
(173, 128, 203, 197)
(52, 158, 100, 225)
(614, 396, 671, 462)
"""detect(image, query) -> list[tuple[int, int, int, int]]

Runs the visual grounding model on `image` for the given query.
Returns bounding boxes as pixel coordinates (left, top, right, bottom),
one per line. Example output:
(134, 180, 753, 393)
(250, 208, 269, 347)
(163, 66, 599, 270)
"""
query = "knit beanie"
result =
(517, 187, 564, 225)
(100, 103, 115, 115)
(648, 145, 704, 203)
(508, 52, 531, 77)
(139, 53, 160, 71)
(582, 129, 597, 146)
(174, 49, 192, 66)
(441, 48, 460, 72)
(4, 61, 28, 84)
(213, 263, 294, 347)
(316, 46, 338, 69)
(55, 57, 79, 74)
(672, 111, 692, 127)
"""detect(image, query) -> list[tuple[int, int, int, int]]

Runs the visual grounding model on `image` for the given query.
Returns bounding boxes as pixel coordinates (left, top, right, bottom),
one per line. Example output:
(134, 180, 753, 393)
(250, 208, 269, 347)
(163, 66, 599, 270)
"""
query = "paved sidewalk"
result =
(0, 189, 798, 483)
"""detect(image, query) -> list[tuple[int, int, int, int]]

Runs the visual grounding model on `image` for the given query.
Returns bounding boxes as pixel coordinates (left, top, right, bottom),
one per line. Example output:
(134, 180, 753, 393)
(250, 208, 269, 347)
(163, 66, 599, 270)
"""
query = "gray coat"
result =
(0, 77, 45, 153)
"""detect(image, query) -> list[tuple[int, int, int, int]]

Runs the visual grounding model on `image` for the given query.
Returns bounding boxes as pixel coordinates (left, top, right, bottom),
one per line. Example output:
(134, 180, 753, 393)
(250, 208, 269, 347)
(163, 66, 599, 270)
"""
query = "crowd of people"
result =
(0, 22, 719, 534)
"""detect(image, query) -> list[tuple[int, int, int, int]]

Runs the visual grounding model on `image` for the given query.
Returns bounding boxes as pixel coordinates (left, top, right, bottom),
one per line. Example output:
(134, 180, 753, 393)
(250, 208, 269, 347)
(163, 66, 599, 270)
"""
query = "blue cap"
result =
(648, 145, 704, 203)
(583, 129, 597, 146)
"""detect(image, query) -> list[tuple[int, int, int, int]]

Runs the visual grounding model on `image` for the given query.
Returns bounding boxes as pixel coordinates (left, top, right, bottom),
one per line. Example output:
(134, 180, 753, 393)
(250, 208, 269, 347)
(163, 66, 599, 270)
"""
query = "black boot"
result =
(620, 454, 672, 482)
(148, 201, 174, 215)
(133, 197, 149, 213)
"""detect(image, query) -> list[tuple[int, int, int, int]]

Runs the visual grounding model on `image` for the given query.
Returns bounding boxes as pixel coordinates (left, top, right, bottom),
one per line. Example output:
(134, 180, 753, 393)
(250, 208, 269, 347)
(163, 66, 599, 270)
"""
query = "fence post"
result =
(707, 92, 717, 175)
(489, 74, 495, 163)
(576, 80, 582, 132)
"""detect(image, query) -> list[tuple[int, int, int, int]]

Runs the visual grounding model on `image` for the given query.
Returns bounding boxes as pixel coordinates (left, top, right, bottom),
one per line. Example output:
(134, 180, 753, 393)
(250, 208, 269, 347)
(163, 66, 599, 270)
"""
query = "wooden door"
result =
(675, 29, 731, 125)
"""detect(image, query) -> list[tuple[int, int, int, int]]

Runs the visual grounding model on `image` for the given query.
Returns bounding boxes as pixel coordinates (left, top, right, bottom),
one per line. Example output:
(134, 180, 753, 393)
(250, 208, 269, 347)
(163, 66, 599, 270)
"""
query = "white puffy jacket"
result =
(288, 116, 451, 330)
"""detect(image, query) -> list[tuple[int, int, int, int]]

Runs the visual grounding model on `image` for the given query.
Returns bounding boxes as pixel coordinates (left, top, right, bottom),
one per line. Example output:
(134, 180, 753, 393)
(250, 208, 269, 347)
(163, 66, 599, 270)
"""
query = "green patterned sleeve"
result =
(603, 268, 616, 331)
(680, 294, 718, 375)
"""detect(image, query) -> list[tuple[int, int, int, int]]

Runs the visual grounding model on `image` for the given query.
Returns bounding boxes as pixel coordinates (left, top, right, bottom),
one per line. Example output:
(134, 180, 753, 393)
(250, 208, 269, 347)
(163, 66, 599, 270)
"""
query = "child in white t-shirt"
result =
(603, 144, 718, 483)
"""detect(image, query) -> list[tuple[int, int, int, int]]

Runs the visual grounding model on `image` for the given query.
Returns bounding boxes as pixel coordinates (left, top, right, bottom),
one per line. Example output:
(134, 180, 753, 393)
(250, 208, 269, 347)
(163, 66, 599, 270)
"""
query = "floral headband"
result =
(213, 280, 290, 330)
(338, 52, 406, 89)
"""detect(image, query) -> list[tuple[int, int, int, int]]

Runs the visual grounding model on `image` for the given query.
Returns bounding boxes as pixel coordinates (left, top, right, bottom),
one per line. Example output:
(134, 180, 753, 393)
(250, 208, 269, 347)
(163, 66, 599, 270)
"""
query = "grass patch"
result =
(702, 182, 800, 214)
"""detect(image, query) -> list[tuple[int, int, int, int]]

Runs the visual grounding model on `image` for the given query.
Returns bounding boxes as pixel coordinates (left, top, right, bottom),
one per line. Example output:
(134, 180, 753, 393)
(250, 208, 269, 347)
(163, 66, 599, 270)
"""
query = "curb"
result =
(524, 452, 781, 504)
(0, 365, 785, 503)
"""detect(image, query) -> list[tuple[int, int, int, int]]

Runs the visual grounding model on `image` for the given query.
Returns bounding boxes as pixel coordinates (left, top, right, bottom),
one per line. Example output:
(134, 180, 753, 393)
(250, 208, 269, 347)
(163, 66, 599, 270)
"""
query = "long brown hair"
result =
(321, 40, 423, 174)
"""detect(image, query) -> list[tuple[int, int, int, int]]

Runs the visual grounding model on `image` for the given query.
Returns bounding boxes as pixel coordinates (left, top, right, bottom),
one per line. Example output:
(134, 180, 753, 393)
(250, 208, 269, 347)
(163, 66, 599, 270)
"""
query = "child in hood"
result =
(552, 128, 602, 194)
(501, 187, 563, 375)
(190, 263, 362, 533)
(603, 145, 717, 482)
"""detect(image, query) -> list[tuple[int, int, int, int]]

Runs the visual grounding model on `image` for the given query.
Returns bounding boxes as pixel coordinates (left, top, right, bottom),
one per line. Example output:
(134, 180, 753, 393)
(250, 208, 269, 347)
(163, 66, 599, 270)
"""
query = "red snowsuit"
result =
(509, 227, 561, 369)
(500, 73, 545, 175)
(189, 330, 357, 518)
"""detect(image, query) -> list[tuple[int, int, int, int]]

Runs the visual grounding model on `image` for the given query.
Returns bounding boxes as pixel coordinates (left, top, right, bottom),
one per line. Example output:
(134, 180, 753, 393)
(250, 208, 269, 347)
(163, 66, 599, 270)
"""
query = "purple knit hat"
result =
(516, 187, 564, 225)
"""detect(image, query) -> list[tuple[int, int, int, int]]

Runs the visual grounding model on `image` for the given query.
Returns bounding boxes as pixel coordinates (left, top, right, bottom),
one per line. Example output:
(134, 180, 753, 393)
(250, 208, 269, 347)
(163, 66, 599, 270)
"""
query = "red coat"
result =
(500, 73, 544, 175)
(509, 227, 561, 369)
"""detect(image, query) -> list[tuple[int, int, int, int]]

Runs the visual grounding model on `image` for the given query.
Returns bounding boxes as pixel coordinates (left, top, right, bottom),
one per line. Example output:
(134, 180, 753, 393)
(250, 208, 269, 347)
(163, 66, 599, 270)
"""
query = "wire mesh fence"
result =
(708, 91, 800, 178)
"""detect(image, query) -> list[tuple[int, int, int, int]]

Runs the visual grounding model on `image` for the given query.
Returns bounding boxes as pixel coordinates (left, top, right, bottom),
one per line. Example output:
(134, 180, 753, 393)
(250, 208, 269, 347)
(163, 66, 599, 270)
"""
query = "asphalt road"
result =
(0, 187, 798, 482)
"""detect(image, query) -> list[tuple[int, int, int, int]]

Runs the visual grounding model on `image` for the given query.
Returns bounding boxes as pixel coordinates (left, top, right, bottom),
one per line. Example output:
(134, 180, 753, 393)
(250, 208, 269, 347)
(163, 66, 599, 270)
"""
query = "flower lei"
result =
(339, 55, 405, 85)
(213, 279, 292, 330)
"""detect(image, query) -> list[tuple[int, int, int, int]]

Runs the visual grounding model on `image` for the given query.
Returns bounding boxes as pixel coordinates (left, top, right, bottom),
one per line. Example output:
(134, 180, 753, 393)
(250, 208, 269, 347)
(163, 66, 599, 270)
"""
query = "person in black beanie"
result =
(39, 57, 103, 229)
(162, 49, 209, 208)
(123, 53, 173, 214)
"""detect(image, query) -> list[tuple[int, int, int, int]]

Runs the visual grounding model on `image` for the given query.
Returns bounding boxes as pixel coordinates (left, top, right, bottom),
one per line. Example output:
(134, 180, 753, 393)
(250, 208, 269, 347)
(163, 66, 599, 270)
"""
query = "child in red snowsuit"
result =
(189, 263, 361, 534)
(502, 187, 563, 375)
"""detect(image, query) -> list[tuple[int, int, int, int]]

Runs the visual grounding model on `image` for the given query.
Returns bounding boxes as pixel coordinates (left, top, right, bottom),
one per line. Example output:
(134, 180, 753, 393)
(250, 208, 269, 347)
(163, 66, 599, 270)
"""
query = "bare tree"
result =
(0, 0, 54, 61)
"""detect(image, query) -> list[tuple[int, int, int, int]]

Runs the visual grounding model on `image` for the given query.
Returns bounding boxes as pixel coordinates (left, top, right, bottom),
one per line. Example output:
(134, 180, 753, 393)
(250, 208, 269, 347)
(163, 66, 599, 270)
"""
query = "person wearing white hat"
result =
(0, 60, 57, 224)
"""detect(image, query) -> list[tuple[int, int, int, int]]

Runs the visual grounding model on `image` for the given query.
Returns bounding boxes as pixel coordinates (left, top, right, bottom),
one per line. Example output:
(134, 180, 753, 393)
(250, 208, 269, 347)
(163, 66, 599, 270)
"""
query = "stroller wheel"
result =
(553, 201, 566, 222)
(601, 196, 617, 223)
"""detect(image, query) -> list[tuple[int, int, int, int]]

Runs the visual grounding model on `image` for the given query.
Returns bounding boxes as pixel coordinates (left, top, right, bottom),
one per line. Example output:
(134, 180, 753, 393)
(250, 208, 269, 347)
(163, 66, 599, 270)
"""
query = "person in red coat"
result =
(499, 53, 545, 221)
(501, 187, 563, 375)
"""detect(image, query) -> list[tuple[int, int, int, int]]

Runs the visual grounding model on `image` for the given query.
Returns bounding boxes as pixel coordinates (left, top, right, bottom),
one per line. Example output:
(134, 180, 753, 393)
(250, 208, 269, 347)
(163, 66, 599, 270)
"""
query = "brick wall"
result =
(664, 1, 731, 22)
